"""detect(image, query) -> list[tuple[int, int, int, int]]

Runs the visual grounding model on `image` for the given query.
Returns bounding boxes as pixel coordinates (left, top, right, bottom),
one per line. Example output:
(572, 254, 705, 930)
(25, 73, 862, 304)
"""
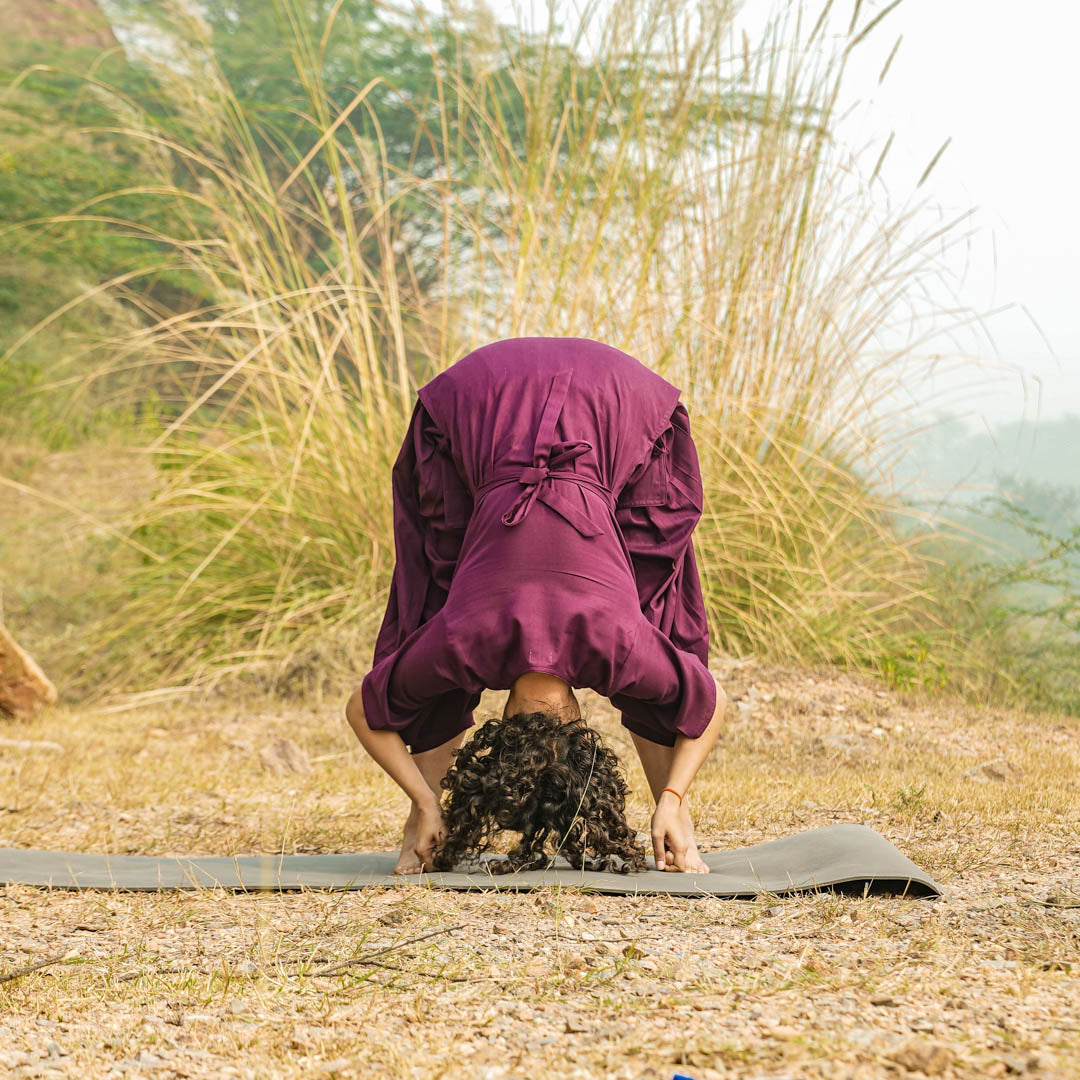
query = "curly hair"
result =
(432, 711, 648, 874)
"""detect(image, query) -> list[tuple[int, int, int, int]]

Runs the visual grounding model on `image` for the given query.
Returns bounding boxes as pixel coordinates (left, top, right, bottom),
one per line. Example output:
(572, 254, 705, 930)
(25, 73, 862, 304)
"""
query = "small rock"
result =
(887, 1040, 951, 1076)
(963, 758, 1022, 782)
(492, 922, 512, 934)
(134, 1052, 169, 1070)
(771, 1025, 801, 1038)
(638, 958, 658, 973)
(1003, 1053, 1041, 1074)
(258, 737, 312, 775)
(564, 954, 587, 971)
(870, 995, 899, 1007)
(564, 1018, 589, 1033)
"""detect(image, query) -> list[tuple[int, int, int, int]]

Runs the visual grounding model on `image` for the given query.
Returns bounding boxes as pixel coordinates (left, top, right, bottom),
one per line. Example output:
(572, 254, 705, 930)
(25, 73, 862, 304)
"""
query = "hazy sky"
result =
(473, 0, 1079, 428)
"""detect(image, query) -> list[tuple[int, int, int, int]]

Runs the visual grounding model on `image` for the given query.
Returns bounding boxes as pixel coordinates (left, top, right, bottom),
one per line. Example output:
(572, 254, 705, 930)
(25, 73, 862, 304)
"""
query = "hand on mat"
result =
(412, 801, 446, 873)
(651, 793, 708, 873)
(394, 800, 446, 874)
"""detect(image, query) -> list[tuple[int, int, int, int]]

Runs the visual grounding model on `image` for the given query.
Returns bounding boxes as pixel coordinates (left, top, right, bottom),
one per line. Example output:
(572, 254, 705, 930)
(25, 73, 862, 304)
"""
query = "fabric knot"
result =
(518, 465, 549, 486)
(476, 369, 609, 538)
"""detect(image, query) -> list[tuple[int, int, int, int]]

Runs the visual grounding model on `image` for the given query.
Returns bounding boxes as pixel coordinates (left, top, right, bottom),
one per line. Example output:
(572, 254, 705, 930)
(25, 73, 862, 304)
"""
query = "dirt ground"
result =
(1, 656, 1078, 1079)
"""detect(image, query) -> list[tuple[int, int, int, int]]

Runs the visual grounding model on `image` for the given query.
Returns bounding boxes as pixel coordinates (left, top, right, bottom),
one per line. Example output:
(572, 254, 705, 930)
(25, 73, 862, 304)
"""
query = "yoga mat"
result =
(0, 824, 941, 898)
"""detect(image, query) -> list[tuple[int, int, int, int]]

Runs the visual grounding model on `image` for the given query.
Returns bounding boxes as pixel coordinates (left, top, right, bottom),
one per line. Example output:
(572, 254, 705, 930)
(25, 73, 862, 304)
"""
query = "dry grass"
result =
(0, 440, 153, 690)
(2, 662, 1077, 1079)
(3, 0, 987, 698)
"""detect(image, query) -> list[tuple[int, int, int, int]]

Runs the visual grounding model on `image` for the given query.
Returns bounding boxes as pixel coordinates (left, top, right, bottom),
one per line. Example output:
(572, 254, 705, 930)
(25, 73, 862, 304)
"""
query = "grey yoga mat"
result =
(0, 824, 941, 898)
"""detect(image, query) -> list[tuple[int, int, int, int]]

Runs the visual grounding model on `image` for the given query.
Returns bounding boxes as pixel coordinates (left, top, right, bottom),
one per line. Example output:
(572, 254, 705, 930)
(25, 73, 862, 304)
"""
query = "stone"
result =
(258, 737, 312, 775)
(887, 1040, 951, 1075)
(0, 623, 58, 719)
(962, 757, 1022, 782)
(1003, 1053, 1041, 1074)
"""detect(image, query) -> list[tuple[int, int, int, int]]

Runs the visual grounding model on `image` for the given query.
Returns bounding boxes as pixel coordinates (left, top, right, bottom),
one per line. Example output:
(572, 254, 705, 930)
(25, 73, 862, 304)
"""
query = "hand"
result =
(412, 799, 446, 871)
(650, 791, 692, 871)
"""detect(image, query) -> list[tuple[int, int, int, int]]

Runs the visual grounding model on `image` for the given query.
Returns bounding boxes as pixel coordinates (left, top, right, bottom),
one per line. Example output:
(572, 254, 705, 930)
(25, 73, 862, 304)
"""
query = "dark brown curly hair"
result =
(432, 711, 648, 874)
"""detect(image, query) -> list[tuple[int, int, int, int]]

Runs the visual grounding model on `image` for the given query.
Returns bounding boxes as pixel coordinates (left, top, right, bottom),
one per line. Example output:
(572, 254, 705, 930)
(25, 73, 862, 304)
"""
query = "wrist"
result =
(415, 790, 442, 814)
(657, 787, 683, 807)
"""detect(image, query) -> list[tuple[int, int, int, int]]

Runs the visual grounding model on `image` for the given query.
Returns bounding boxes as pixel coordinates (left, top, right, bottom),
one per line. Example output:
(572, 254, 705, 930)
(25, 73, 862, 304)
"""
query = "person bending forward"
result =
(345, 337, 727, 874)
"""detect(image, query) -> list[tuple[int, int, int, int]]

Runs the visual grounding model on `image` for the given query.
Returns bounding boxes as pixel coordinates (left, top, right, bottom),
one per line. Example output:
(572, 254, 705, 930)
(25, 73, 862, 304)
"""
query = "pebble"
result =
(1003, 1053, 1042, 1074)
(887, 1040, 952, 1076)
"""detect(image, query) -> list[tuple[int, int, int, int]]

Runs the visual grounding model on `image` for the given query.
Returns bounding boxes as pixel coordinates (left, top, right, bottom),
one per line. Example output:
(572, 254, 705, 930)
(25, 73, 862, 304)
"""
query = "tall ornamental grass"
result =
(11, 0, 983, 696)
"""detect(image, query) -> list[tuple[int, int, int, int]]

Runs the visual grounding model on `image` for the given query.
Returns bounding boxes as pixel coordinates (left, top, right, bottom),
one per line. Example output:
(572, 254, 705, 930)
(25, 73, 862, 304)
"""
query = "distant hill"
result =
(892, 412, 1080, 505)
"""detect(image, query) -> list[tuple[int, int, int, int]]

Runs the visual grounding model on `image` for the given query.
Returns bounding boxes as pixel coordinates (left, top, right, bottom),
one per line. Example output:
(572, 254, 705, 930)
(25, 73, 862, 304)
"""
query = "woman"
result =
(345, 337, 726, 874)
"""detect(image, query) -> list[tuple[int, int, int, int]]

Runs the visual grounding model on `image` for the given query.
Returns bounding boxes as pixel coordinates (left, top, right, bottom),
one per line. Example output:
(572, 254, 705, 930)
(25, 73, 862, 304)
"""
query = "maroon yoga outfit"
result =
(360, 336, 715, 752)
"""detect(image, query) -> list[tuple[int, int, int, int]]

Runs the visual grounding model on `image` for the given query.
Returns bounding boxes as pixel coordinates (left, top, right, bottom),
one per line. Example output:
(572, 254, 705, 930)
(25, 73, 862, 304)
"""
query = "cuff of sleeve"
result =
(361, 661, 477, 755)
(614, 651, 716, 746)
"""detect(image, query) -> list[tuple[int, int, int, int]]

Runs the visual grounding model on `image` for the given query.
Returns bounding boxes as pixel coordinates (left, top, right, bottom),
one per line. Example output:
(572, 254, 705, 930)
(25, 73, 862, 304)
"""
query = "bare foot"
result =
(393, 807, 423, 875)
(679, 801, 709, 874)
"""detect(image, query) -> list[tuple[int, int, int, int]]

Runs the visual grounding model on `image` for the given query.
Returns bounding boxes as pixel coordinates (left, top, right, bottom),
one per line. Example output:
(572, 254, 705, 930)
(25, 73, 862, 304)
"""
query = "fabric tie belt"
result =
(473, 368, 612, 539)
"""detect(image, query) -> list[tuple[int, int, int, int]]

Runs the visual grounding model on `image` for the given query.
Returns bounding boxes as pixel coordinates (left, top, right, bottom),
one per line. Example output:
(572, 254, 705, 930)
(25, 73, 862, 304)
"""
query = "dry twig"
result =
(0, 953, 70, 985)
(305, 924, 465, 978)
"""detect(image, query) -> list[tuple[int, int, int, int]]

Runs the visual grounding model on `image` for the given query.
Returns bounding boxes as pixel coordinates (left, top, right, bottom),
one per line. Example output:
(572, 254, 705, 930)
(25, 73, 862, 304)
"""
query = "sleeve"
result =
(371, 399, 473, 664)
(614, 402, 709, 662)
(609, 402, 714, 745)
(362, 399, 480, 754)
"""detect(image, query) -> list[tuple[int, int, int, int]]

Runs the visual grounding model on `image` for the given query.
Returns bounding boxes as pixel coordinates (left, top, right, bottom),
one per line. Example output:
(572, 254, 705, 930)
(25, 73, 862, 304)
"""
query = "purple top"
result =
(360, 336, 715, 753)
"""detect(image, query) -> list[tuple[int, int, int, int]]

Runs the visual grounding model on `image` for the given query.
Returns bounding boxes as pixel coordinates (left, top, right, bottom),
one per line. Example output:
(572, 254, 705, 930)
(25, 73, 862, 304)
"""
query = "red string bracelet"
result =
(661, 786, 683, 805)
